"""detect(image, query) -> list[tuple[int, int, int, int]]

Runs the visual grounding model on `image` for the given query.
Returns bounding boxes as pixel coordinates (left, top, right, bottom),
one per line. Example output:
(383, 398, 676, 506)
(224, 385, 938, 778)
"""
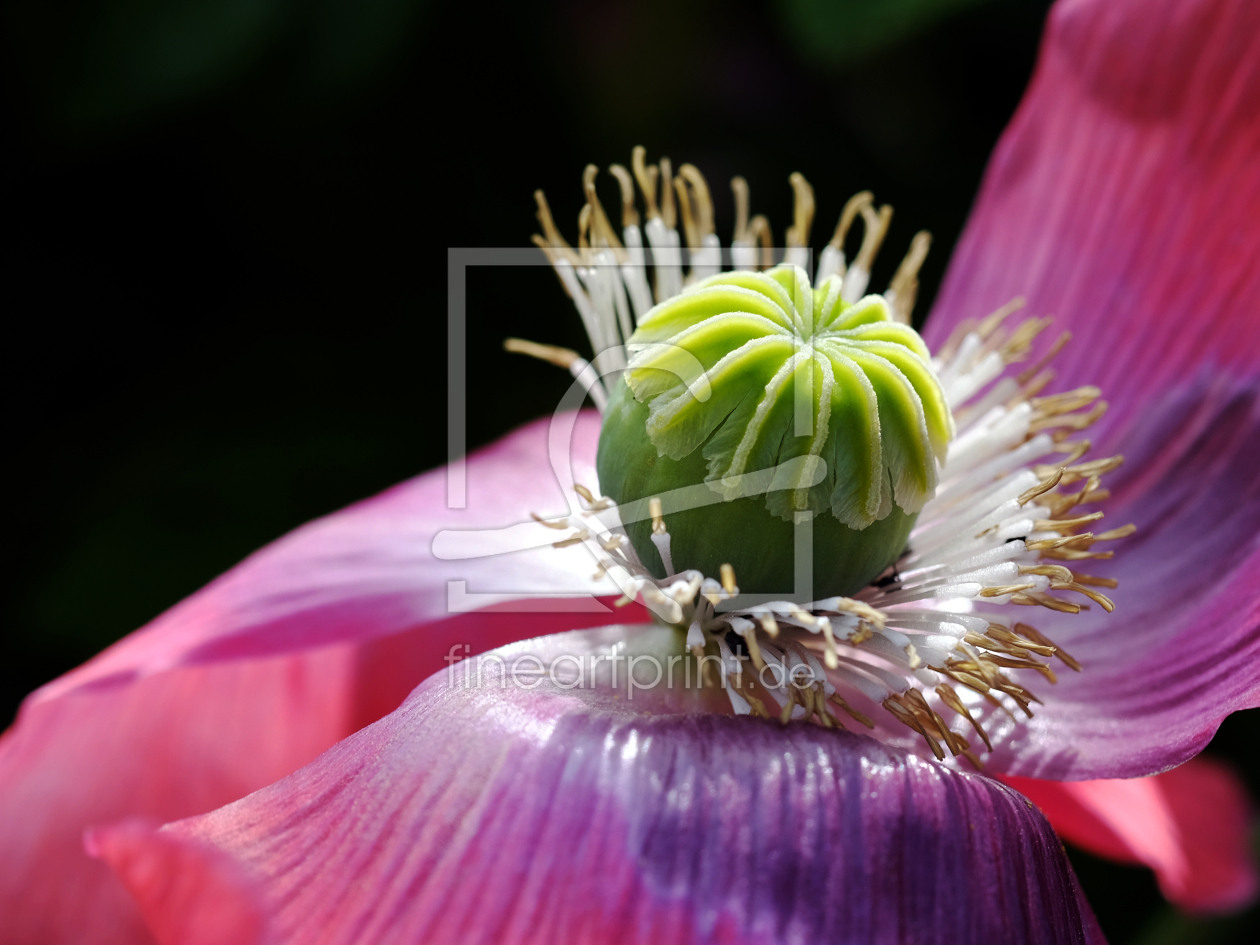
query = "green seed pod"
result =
(597, 264, 954, 598)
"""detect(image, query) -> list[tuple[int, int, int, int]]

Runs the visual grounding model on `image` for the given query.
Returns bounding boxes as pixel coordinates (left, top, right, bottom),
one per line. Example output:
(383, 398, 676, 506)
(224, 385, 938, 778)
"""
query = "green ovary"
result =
(596, 264, 954, 599)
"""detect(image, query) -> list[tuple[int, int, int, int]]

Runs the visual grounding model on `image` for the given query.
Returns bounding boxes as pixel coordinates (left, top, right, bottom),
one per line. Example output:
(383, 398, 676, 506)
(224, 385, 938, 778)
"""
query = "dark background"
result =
(2, 1, 1256, 942)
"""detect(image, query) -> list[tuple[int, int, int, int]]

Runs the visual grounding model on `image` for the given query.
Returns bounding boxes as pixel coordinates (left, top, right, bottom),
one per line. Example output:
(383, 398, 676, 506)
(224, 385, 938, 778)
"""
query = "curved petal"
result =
(0, 411, 642, 945)
(925, 0, 1260, 449)
(981, 378, 1260, 778)
(918, 0, 1260, 780)
(1003, 755, 1259, 914)
(93, 626, 1101, 945)
(34, 408, 614, 703)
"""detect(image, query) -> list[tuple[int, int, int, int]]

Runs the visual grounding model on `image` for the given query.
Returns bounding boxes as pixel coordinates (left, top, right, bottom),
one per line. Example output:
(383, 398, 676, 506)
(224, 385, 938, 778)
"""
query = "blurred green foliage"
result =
(777, 0, 993, 64)
(8, 0, 424, 131)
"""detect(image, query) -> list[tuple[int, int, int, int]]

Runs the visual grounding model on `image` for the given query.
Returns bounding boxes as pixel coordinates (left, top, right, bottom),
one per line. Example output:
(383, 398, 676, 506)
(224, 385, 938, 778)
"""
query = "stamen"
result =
(648, 496, 675, 575)
(631, 146, 660, 221)
(1017, 330, 1072, 384)
(731, 176, 750, 243)
(504, 338, 608, 412)
(817, 190, 871, 283)
(844, 201, 893, 303)
(784, 172, 815, 271)
(885, 230, 932, 325)
(524, 153, 1136, 764)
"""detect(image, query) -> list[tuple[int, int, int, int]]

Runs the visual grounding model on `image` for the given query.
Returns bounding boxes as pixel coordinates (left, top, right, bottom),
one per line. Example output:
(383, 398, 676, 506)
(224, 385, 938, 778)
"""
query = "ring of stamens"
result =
(512, 148, 1131, 766)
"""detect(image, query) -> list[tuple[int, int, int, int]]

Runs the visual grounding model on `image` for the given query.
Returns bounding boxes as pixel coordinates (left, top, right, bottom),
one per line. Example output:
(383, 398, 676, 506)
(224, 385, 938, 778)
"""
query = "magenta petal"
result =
(0, 411, 639, 944)
(100, 627, 1102, 945)
(1005, 756, 1260, 914)
(925, 0, 1260, 446)
(983, 380, 1260, 779)
(38, 409, 614, 703)
(84, 819, 268, 945)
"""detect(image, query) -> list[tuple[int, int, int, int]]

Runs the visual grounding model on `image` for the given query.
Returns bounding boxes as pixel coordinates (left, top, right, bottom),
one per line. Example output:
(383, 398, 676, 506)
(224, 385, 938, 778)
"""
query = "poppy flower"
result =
(2, 0, 1258, 941)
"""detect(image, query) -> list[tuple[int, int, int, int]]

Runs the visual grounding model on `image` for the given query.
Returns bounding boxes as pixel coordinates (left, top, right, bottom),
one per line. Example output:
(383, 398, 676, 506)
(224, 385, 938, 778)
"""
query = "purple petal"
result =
(984, 378, 1260, 778)
(916, 0, 1260, 780)
(925, 0, 1260, 449)
(0, 411, 638, 944)
(95, 627, 1101, 945)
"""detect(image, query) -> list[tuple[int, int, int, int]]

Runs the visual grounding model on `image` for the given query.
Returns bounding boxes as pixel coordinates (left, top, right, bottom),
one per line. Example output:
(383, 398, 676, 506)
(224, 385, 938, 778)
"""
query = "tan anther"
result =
(818, 618, 840, 669)
(583, 165, 625, 253)
(746, 215, 774, 269)
(1069, 571, 1119, 588)
(731, 176, 750, 243)
(505, 338, 582, 370)
(1026, 533, 1097, 552)
(1095, 523, 1137, 542)
(829, 692, 875, 728)
(1019, 564, 1074, 583)
(552, 528, 590, 549)
(828, 597, 887, 630)
(1029, 401, 1108, 435)
(984, 653, 1058, 683)
(1034, 511, 1105, 532)
(826, 191, 873, 266)
(976, 297, 1028, 340)
(573, 483, 614, 512)
(979, 582, 1037, 598)
(785, 172, 816, 250)
(905, 643, 922, 670)
(985, 624, 1057, 658)
(1010, 591, 1082, 614)
(1036, 455, 1124, 485)
(936, 683, 993, 751)
(599, 535, 625, 552)
(1050, 581, 1116, 612)
(854, 202, 893, 273)
(1017, 330, 1072, 384)
(887, 230, 932, 324)
(673, 176, 699, 250)
(530, 511, 572, 530)
(1019, 468, 1065, 506)
(613, 595, 635, 608)
(759, 614, 780, 637)
(1013, 369, 1055, 403)
(576, 202, 592, 255)
(904, 688, 964, 756)
(658, 157, 676, 229)
(742, 628, 767, 672)
(1039, 547, 1115, 562)
(720, 563, 737, 594)
(648, 497, 666, 535)
(678, 164, 714, 237)
(1030, 386, 1102, 414)
(885, 693, 945, 761)
(779, 686, 798, 726)
(1014, 623, 1081, 672)
(631, 146, 660, 221)
(999, 316, 1054, 363)
(529, 190, 577, 257)
(731, 669, 769, 718)
(607, 164, 640, 229)
(813, 684, 836, 728)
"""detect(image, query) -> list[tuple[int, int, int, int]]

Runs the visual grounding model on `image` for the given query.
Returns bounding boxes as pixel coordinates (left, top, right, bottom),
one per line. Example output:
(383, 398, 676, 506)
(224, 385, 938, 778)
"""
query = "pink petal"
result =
(93, 626, 1103, 945)
(925, 0, 1260, 448)
(83, 819, 268, 945)
(1003, 755, 1259, 914)
(0, 411, 640, 944)
(981, 380, 1260, 778)
(919, 0, 1260, 779)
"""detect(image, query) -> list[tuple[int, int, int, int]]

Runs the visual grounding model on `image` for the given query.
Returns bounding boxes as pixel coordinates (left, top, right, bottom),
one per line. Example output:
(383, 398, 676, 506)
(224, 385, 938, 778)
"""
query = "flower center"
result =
(511, 147, 1132, 766)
